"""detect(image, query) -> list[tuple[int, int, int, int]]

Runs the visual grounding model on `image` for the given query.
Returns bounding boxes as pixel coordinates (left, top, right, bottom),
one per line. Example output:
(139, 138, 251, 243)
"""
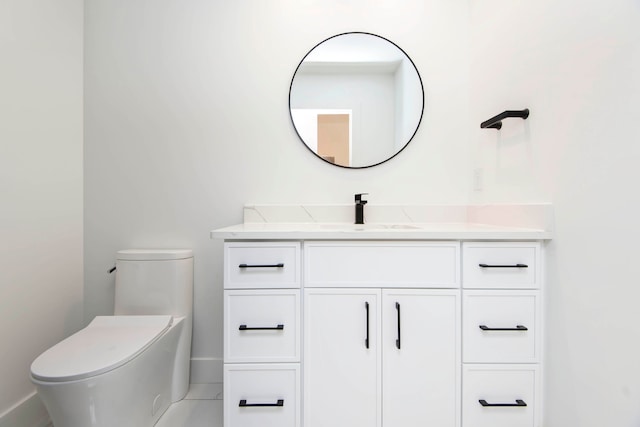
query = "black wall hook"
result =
(481, 109, 529, 130)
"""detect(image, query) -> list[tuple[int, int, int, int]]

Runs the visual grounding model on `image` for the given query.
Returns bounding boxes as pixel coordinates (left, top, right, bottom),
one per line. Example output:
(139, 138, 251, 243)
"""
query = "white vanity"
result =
(212, 208, 551, 427)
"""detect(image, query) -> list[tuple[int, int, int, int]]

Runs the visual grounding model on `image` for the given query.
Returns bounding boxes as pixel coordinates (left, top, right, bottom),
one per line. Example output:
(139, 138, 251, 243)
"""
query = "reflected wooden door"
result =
(317, 114, 350, 166)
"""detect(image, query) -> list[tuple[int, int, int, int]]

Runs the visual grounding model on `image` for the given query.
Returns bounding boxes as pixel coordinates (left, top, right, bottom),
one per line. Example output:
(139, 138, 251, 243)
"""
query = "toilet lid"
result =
(31, 315, 173, 382)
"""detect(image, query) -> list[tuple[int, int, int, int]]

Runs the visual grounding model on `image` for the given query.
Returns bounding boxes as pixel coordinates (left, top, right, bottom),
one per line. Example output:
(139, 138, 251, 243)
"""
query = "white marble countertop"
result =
(210, 222, 552, 241)
(211, 204, 553, 240)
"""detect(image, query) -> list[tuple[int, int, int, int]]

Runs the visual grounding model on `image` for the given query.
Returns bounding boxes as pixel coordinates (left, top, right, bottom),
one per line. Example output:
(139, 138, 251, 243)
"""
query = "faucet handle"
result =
(355, 193, 368, 204)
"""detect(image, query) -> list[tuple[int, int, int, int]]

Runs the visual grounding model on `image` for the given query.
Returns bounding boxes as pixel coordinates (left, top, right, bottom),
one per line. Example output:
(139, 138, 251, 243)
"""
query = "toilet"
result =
(30, 249, 193, 427)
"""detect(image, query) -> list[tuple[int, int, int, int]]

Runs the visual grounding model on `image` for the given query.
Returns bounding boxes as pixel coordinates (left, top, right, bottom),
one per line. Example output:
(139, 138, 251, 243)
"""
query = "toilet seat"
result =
(31, 315, 173, 382)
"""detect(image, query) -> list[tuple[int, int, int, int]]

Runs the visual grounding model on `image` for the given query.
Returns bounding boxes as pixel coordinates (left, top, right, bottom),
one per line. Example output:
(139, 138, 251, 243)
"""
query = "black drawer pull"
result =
(395, 302, 401, 350)
(479, 399, 527, 407)
(479, 263, 528, 268)
(239, 324, 284, 331)
(239, 399, 284, 407)
(239, 263, 284, 268)
(365, 302, 370, 349)
(479, 324, 528, 331)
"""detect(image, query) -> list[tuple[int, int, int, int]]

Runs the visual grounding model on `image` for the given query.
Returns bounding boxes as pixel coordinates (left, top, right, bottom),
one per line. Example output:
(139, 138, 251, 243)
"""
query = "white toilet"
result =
(30, 249, 193, 427)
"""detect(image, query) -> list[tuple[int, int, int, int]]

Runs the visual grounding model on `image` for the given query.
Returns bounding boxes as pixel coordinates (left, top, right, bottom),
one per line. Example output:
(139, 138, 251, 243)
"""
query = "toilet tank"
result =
(114, 249, 193, 317)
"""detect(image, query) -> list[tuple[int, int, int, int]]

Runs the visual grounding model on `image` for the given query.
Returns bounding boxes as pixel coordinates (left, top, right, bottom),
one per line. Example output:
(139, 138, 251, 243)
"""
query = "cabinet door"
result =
(304, 289, 382, 427)
(382, 290, 460, 427)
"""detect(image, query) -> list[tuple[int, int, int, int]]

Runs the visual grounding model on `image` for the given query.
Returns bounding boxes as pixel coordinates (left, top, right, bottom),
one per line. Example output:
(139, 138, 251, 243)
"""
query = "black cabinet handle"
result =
(238, 263, 284, 268)
(365, 301, 370, 349)
(239, 324, 284, 331)
(479, 324, 528, 331)
(239, 399, 284, 407)
(479, 263, 528, 268)
(479, 399, 527, 407)
(395, 302, 401, 350)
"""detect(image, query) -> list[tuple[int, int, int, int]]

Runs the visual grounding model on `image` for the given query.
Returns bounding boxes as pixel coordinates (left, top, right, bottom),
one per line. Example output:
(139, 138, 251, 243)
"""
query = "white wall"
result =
(0, 0, 83, 422)
(84, 0, 470, 381)
(469, 1, 640, 425)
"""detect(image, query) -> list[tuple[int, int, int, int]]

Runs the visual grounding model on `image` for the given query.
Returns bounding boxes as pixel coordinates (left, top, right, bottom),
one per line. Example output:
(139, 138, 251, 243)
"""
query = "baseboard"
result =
(0, 392, 51, 427)
(190, 357, 223, 384)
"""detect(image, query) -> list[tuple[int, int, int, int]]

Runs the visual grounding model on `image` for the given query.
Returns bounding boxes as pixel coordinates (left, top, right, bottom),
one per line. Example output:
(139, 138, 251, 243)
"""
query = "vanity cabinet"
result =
(461, 242, 542, 427)
(221, 239, 544, 427)
(223, 242, 302, 427)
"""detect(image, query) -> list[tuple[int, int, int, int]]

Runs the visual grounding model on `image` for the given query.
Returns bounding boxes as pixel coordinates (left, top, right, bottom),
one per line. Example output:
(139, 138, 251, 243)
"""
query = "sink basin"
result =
(318, 223, 421, 231)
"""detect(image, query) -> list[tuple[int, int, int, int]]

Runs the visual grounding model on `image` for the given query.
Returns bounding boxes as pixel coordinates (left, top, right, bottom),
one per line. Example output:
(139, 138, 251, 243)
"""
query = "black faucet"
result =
(355, 193, 368, 224)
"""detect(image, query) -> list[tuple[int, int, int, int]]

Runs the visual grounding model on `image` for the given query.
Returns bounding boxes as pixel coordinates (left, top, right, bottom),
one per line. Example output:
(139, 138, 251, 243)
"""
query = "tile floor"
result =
(155, 383, 223, 427)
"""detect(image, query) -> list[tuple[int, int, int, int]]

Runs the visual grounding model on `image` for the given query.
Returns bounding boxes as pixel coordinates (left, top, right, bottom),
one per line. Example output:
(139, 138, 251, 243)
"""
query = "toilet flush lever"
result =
(108, 266, 116, 274)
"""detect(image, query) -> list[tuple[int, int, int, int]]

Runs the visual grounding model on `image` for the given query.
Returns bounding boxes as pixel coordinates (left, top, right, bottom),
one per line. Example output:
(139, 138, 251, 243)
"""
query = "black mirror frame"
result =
(288, 32, 425, 169)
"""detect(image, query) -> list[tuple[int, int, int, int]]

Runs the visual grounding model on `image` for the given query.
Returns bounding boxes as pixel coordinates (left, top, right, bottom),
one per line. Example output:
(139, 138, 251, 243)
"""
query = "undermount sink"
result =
(318, 223, 422, 230)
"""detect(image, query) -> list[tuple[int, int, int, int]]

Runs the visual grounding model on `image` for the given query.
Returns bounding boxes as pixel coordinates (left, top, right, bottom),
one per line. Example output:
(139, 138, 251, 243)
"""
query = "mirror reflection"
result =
(289, 32, 424, 168)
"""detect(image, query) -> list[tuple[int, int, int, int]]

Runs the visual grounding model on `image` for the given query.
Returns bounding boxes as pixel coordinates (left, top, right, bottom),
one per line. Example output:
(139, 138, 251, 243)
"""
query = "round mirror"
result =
(289, 32, 424, 169)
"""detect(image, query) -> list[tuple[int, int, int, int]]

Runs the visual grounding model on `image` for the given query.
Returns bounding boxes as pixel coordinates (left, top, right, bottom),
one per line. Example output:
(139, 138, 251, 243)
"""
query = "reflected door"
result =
(317, 113, 351, 166)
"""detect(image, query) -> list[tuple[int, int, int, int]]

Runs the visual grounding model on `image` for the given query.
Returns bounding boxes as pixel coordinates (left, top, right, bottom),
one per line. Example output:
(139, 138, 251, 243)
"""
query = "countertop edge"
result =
(209, 229, 553, 241)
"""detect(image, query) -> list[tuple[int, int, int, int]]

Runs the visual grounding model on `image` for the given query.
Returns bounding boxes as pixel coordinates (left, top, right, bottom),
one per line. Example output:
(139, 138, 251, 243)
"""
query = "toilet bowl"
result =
(31, 249, 193, 427)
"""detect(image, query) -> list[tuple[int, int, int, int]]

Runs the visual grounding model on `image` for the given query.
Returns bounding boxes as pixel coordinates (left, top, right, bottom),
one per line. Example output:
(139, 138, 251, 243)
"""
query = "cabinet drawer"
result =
(225, 290, 300, 363)
(463, 291, 539, 363)
(224, 364, 300, 427)
(463, 365, 539, 427)
(463, 243, 540, 289)
(225, 242, 301, 289)
(304, 242, 460, 288)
